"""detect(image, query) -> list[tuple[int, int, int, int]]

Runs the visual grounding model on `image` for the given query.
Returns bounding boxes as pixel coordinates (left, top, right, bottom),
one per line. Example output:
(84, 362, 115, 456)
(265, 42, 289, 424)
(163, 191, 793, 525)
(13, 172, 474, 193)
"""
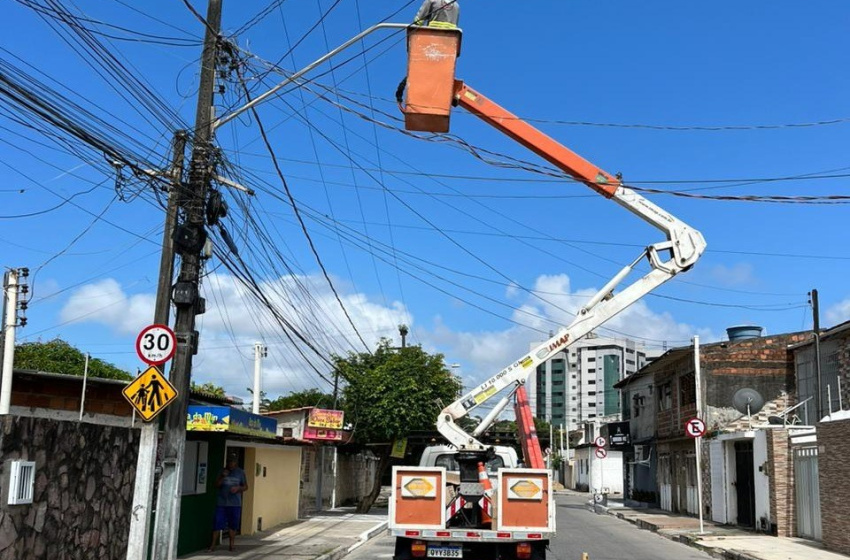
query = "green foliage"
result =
(191, 381, 227, 398)
(15, 339, 132, 380)
(266, 388, 334, 411)
(337, 339, 461, 444)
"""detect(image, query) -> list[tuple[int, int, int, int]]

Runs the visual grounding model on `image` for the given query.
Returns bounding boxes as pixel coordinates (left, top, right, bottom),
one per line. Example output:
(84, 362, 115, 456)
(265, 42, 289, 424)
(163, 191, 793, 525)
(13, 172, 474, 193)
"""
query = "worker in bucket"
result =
(414, 0, 460, 28)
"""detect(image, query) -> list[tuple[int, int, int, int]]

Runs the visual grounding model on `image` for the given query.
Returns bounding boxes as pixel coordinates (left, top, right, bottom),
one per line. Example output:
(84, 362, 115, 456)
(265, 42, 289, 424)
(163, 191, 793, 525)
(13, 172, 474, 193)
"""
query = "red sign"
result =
(308, 408, 344, 429)
(595, 447, 607, 459)
(304, 426, 343, 441)
(685, 417, 707, 438)
(594, 436, 607, 448)
(135, 324, 176, 365)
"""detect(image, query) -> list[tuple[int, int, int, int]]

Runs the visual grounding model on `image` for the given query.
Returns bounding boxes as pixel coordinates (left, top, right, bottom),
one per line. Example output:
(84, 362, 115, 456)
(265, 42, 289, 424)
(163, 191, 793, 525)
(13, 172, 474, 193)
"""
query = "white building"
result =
(532, 335, 659, 430)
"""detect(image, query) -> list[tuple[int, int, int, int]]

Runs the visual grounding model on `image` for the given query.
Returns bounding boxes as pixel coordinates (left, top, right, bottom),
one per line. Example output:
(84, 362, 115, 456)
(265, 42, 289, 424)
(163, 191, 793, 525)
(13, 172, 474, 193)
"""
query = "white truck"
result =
(389, 26, 706, 560)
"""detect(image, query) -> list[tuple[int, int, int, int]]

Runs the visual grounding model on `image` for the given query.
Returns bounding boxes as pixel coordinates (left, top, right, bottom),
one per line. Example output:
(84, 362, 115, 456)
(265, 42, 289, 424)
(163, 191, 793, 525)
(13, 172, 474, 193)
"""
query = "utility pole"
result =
(126, 130, 187, 560)
(253, 342, 266, 414)
(810, 289, 822, 422)
(151, 0, 222, 557)
(399, 324, 408, 348)
(694, 335, 705, 535)
(0, 269, 20, 414)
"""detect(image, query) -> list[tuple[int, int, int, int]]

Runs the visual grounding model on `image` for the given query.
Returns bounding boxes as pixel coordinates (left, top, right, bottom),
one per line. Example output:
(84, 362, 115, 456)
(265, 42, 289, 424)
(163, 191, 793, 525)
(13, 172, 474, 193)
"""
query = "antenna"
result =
(733, 388, 765, 428)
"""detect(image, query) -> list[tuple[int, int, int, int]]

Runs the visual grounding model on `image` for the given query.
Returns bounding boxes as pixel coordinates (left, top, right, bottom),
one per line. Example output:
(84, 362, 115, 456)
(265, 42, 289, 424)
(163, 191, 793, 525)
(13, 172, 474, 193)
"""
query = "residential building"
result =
(613, 368, 658, 504)
(532, 336, 658, 430)
(647, 327, 808, 537)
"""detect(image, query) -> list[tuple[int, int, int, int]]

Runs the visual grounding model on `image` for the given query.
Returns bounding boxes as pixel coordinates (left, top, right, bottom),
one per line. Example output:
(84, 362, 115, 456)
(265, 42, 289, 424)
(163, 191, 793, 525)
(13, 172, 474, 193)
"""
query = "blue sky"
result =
(2, 1, 849, 402)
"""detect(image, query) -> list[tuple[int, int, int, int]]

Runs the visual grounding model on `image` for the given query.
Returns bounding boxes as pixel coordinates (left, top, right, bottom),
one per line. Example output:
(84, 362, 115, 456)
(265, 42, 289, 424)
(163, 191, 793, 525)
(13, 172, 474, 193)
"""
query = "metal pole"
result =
(152, 1, 222, 556)
(253, 343, 263, 414)
(694, 335, 705, 535)
(0, 269, 19, 415)
(213, 23, 409, 131)
(79, 353, 89, 421)
(127, 131, 187, 560)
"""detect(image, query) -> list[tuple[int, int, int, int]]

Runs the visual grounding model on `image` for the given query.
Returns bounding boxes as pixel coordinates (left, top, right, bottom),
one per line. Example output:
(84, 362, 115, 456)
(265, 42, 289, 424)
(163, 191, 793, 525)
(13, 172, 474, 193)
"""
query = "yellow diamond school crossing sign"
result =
(122, 366, 178, 421)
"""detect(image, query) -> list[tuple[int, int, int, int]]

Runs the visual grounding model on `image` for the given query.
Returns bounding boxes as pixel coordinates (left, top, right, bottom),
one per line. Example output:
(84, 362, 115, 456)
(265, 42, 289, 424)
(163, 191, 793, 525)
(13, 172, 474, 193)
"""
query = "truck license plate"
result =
(427, 545, 462, 558)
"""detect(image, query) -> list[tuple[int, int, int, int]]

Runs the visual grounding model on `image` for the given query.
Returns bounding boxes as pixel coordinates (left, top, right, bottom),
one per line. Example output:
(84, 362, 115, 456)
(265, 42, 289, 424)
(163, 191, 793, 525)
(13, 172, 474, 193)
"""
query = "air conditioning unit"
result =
(634, 445, 646, 462)
(8, 460, 36, 505)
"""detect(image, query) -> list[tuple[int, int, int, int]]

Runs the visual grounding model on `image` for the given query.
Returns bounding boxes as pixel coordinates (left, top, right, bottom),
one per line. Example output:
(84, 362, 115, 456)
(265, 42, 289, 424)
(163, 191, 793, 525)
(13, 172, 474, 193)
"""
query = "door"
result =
(794, 447, 822, 540)
(734, 441, 755, 527)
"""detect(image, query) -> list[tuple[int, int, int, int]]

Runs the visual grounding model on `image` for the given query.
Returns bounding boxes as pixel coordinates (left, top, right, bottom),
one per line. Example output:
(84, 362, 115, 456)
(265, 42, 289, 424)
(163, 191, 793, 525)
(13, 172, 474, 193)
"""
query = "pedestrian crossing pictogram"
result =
(122, 366, 178, 421)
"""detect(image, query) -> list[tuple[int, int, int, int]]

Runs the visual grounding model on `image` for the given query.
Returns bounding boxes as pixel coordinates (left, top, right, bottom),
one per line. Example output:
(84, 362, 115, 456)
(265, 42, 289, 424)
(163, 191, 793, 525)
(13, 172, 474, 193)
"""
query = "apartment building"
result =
(532, 335, 658, 429)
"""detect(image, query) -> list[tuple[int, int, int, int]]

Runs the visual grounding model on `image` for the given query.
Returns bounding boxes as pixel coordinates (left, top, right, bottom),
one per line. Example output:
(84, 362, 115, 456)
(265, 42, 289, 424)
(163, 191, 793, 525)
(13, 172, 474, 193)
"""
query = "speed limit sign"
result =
(136, 324, 177, 365)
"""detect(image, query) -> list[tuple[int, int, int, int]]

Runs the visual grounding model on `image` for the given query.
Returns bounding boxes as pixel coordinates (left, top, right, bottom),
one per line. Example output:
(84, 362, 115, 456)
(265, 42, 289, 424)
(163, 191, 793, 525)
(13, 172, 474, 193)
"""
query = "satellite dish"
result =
(767, 416, 784, 425)
(733, 388, 765, 416)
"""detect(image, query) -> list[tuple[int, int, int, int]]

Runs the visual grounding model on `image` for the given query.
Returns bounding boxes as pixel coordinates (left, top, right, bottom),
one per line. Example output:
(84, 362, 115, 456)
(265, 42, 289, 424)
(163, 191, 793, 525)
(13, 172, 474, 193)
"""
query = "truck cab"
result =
(419, 445, 519, 474)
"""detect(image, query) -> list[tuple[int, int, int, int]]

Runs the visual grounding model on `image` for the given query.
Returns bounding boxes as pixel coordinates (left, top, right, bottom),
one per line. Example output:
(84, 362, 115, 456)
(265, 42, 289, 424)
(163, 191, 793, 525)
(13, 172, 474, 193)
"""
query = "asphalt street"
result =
(348, 493, 711, 560)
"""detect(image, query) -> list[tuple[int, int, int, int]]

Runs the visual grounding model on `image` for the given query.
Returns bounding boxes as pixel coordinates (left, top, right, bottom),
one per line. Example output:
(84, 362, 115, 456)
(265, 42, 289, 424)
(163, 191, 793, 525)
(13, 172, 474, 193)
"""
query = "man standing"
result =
(414, 0, 460, 28)
(209, 452, 249, 552)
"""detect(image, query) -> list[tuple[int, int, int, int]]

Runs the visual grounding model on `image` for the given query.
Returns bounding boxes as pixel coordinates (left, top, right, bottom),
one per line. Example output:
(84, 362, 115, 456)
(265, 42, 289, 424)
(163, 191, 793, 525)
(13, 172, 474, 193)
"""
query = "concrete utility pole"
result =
(151, 0, 222, 557)
(810, 289, 822, 421)
(0, 269, 19, 414)
(252, 342, 266, 414)
(693, 335, 705, 535)
(127, 131, 187, 560)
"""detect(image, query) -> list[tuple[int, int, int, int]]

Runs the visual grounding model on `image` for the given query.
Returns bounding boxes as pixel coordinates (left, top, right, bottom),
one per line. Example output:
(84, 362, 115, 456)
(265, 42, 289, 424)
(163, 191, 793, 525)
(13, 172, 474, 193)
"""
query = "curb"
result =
(598, 508, 767, 560)
(313, 519, 389, 560)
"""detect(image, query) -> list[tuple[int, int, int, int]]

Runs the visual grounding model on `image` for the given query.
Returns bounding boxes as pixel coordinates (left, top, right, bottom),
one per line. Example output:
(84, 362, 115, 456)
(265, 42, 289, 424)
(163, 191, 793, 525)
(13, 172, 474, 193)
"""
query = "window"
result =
(435, 454, 460, 471)
(587, 368, 596, 374)
(553, 380, 564, 386)
(588, 414, 596, 418)
(588, 391, 596, 396)
(571, 396, 577, 401)
(588, 402, 596, 407)
(182, 441, 210, 495)
(658, 382, 673, 411)
(587, 357, 596, 362)
(8, 461, 35, 505)
(588, 380, 596, 385)
(680, 373, 696, 405)
(626, 348, 635, 354)
(626, 359, 636, 366)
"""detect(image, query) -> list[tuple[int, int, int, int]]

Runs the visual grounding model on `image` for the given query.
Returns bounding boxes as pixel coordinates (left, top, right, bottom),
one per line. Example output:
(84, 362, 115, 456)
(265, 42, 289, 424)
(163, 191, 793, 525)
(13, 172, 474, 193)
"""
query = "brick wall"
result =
(11, 372, 134, 418)
(818, 417, 850, 554)
(765, 429, 795, 536)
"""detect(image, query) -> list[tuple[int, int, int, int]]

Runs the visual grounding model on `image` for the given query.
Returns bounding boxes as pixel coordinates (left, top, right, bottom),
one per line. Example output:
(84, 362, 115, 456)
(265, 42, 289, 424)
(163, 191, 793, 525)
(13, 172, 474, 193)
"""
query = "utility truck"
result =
(389, 27, 706, 560)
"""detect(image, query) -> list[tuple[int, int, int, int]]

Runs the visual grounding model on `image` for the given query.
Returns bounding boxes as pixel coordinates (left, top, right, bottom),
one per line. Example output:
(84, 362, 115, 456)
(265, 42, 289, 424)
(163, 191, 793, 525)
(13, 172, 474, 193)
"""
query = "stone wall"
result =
(818, 417, 850, 555)
(0, 416, 139, 560)
(765, 428, 795, 536)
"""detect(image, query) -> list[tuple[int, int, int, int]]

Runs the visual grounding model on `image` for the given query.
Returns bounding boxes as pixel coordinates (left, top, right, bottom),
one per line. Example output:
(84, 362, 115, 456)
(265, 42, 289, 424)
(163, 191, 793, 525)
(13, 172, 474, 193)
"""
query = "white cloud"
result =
(59, 274, 412, 400)
(419, 273, 715, 392)
(58, 272, 712, 408)
(60, 278, 154, 335)
(826, 298, 850, 326)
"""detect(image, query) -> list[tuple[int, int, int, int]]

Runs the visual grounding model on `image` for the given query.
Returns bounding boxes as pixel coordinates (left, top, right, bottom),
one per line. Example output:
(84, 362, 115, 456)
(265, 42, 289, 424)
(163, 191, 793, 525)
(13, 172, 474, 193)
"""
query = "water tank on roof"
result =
(726, 325, 763, 341)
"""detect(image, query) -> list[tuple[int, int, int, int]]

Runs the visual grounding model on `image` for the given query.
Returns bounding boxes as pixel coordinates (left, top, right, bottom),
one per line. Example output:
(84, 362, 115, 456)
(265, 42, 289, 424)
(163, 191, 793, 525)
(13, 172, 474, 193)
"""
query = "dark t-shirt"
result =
(216, 466, 247, 507)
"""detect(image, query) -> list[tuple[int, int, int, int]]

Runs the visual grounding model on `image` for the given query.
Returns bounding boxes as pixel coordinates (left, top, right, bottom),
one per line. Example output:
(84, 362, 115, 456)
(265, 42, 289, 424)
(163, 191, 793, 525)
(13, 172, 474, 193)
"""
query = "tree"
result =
(14, 339, 131, 380)
(266, 388, 334, 411)
(191, 381, 227, 398)
(337, 339, 461, 513)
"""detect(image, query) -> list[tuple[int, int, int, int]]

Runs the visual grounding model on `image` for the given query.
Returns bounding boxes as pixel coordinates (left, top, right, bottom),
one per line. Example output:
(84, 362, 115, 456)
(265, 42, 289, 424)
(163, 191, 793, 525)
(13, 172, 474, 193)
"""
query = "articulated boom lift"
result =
(401, 27, 706, 456)
(389, 27, 706, 560)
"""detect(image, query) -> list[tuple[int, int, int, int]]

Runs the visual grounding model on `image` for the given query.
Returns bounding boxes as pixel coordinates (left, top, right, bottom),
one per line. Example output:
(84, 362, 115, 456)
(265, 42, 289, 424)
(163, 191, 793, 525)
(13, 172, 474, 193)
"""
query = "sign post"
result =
(685, 416, 706, 533)
(693, 335, 705, 534)
(593, 436, 607, 509)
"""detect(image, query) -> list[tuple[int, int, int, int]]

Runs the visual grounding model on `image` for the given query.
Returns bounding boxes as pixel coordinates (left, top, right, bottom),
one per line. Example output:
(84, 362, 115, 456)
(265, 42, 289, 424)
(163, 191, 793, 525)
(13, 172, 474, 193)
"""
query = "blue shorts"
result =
(213, 506, 241, 531)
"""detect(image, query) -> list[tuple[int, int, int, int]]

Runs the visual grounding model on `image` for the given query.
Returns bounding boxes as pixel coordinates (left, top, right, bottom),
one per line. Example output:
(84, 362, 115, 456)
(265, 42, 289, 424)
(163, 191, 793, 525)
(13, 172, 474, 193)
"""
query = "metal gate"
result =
(794, 447, 822, 540)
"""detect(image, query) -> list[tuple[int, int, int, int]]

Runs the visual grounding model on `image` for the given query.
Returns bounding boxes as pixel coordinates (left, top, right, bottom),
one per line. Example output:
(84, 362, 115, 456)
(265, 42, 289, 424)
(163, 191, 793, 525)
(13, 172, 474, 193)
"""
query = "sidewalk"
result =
(181, 507, 388, 560)
(589, 496, 845, 560)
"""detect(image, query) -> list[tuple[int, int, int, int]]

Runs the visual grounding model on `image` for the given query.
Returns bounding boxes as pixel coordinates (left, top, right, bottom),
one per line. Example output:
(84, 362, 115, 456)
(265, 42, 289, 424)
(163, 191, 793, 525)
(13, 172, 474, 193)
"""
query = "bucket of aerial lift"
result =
(404, 26, 462, 133)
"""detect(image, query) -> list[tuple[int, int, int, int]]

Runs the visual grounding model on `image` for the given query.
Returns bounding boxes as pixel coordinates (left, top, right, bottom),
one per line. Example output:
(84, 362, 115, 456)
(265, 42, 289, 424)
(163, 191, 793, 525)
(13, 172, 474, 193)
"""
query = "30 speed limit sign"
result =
(136, 324, 177, 365)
